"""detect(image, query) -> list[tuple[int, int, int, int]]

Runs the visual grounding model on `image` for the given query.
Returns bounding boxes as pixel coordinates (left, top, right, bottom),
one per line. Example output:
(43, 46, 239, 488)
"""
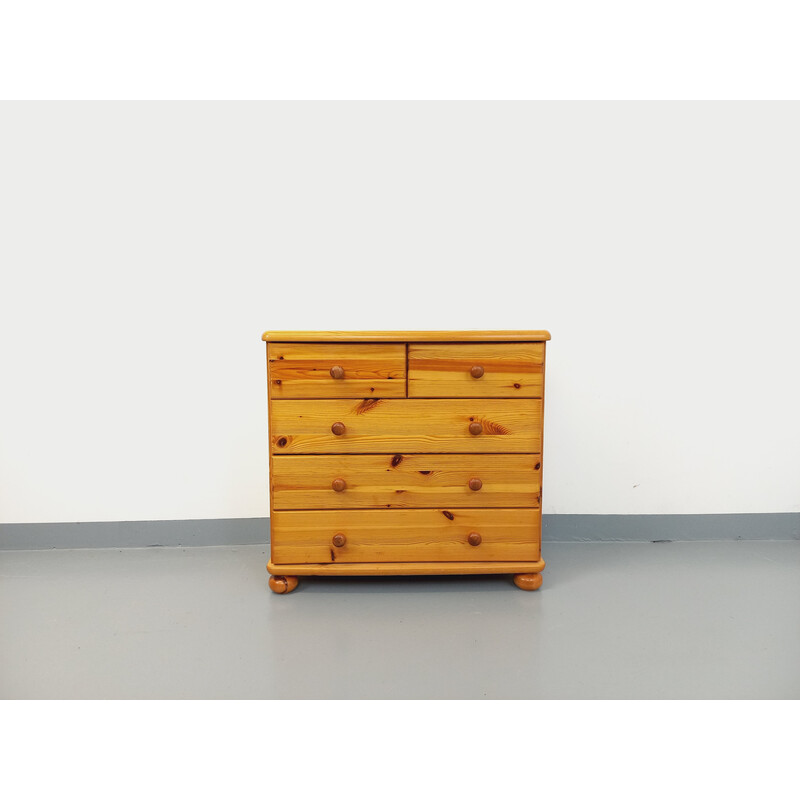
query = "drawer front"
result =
(270, 399, 542, 454)
(408, 343, 544, 398)
(268, 343, 406, 398)
(271, 508, 540, 564)
(272, 454, 542, 509)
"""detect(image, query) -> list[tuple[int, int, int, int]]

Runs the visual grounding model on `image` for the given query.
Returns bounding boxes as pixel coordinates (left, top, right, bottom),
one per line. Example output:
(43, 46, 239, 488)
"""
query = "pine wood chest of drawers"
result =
(262, 330, 550, 593)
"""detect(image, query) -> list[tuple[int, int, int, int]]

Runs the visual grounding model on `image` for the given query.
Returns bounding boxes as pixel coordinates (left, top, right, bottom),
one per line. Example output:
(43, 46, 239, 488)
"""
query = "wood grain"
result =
(271, 453, 542, 509)
(270, 399, 542, 454)
(267, 559, 546, 576)
(408, 343, 544, 397)
(268, 343, 406, 398)
(263, 330, 551, 342)
(262, 330, 549, 588)
(271, 508, 540, 564)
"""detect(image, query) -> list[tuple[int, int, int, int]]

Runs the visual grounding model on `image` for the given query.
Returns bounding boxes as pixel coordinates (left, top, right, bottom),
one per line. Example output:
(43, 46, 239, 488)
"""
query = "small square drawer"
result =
(408, 343, 544, 397)
(268, 343, 406, 398)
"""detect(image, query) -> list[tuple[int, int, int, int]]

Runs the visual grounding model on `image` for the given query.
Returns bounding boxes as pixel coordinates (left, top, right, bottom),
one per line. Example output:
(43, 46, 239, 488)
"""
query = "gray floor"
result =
(1, 541, 798, 699)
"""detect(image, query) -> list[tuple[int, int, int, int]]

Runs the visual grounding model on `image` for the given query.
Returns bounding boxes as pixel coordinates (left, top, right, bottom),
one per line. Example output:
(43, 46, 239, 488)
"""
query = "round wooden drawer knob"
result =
(468, 478, 483, 491)
(468, 422, 482, 436)
(470, 365, 485, 379)
(467, 531, 482, 547)
(332, 533, 347, 547)
(331, 422, 346, 436)
(331, 478, 347, 492)
(330, 365, 345, 380)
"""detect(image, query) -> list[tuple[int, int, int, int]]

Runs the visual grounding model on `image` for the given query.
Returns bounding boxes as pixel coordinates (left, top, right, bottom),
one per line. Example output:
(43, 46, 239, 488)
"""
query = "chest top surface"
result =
(262, 330, 551, 342)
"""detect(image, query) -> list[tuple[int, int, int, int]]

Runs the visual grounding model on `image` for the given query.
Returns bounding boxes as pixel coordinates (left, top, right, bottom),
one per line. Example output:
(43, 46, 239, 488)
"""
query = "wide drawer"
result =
(270, 399, 542, 454)
(408, 343, 544, 397)
(272, 454, 541, 509)
(271, 508, 541, 564)
(268, 343, 406, 398)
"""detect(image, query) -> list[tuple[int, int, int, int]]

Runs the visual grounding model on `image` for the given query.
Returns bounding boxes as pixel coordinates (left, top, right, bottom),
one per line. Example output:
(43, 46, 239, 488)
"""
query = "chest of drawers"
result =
(262, 331, 550, 593)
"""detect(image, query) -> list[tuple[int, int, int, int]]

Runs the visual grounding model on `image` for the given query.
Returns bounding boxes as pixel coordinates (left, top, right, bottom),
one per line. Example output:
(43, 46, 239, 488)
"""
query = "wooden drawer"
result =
(268, 343, 406, 398)
(271, 508, 540, 564)
(272, 454, 542, 509)
(408, 343, 544, 397)
(270, 399, 542, 454)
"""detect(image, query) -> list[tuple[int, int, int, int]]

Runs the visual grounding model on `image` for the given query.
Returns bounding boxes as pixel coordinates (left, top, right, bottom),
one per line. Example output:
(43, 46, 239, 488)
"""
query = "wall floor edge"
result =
(1, 513, 798, 550)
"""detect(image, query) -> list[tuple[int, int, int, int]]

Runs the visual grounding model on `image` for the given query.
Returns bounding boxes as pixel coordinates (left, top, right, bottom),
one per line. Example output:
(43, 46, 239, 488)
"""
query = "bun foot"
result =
(269, 575, 299, 594)
(513, 573, 543, 591)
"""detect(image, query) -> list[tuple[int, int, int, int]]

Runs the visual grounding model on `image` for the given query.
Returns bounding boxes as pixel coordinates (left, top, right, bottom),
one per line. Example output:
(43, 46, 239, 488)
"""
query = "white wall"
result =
(1, 102, 798, 524)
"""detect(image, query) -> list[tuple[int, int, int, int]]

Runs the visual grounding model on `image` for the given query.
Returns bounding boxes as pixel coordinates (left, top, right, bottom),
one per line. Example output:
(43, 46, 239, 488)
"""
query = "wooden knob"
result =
(470, 365, 484, 379)
(468, 422, 482, 436)
(330, 365, 345, 379)
(467, 532, 482, 547)
(331, 422, 346, 436)
(331, 478, 347, 492)
(468, 478, 483, 491)
(332, 533, 346, 547)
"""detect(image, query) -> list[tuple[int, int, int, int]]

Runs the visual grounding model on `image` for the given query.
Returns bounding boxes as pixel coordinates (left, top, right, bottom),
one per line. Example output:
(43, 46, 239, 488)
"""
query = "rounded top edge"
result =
(261, 330, 551, 342)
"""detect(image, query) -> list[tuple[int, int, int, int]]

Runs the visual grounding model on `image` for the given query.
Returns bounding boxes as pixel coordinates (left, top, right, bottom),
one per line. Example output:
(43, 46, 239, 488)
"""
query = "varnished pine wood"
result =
(270, 399, 542, 454)
(536, 339, 548, 587)
(271, 508, 540, 564)
(263, 330, 551, 342)
(264, 330, 548, 592)
(408, 343, 544, 397)
(271, 453, 541, 509)
(267, 346, 277, 570)
(267, 559, 546, 576)
(513, 573, 543, 591)
(268, 343, 406, 398)
(268, 574, 299, 594)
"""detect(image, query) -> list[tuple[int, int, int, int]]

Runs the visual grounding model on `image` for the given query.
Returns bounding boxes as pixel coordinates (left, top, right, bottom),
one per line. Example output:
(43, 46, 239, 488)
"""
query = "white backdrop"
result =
(1, 102, 798, 524)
